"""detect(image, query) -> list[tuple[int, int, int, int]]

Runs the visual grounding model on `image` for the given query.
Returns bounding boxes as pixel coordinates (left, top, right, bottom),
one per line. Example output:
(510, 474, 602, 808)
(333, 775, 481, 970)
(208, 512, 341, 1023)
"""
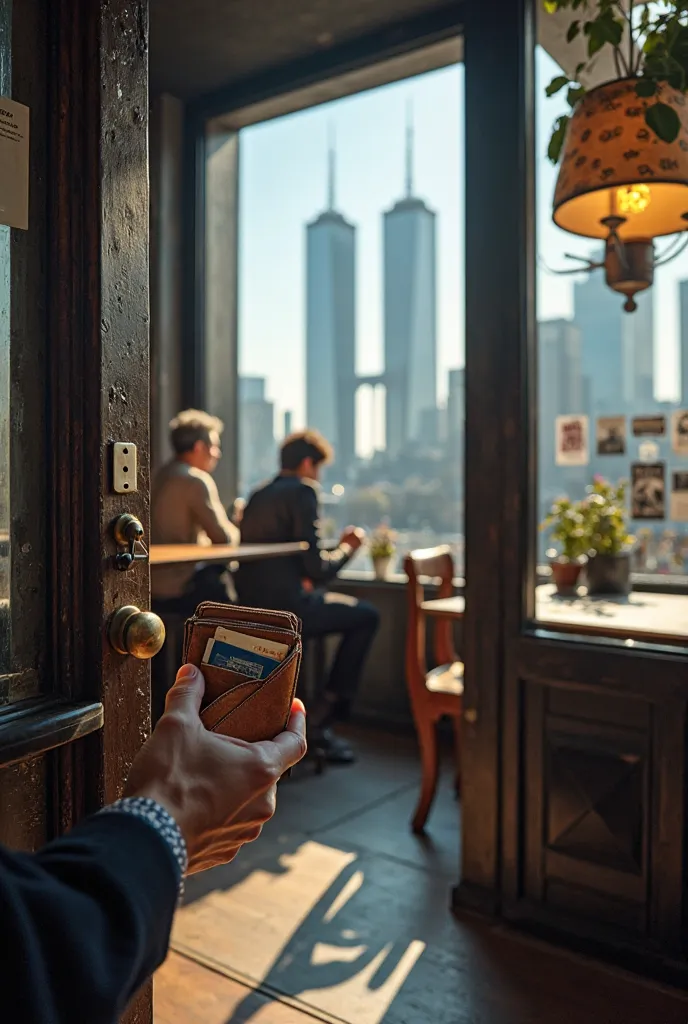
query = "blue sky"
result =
(238, 47, 685, 443)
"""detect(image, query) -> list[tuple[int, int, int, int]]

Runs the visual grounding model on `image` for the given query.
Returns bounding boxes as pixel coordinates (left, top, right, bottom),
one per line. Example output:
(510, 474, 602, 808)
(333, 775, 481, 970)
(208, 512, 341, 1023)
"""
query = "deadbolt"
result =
(109, 605, 166, 660)
(113, 513, 148, 571)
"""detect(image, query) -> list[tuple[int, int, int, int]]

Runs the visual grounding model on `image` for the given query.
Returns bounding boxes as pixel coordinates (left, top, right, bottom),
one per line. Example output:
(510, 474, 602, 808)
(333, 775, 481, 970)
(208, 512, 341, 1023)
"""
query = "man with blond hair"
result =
(151, 409, 239, 614)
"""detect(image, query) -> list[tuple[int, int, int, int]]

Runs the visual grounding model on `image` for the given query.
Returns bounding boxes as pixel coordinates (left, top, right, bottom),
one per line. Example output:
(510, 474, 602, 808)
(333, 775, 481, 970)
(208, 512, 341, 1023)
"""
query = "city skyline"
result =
(238, 47, 688, 457)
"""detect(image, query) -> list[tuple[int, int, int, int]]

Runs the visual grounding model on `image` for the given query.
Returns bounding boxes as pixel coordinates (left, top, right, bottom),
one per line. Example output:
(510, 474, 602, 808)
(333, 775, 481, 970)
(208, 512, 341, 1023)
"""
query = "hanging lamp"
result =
(552, 78, 688, 311)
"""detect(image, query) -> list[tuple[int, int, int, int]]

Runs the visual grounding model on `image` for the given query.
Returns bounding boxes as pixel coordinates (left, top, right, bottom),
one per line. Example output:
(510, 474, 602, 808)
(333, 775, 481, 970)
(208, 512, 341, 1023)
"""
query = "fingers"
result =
(269, 700, 307, 770)
(164, 664, 206, 717)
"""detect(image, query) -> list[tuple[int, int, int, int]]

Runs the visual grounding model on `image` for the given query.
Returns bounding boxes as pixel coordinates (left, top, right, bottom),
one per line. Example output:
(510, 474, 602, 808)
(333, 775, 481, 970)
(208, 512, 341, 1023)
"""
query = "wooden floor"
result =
(155, 725, 688, 1024)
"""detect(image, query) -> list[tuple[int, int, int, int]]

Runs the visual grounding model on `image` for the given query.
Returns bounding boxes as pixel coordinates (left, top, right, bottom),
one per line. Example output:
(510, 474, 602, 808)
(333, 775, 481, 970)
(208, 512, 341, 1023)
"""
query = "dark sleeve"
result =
(0, 812, 179, 1024)
(293, 485, 353, 583)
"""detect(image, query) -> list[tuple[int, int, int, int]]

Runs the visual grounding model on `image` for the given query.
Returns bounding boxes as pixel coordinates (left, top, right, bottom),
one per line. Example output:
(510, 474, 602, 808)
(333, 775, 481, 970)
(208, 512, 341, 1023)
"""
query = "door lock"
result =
(113, 513, 148, 571)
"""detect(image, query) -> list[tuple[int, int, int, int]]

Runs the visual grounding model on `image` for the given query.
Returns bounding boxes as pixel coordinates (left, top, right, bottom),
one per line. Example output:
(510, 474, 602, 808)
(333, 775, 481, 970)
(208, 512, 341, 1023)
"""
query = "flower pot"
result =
(551, 559, 583, 596)
(586, 552, 631, 597)
(372, 555, 392, 580)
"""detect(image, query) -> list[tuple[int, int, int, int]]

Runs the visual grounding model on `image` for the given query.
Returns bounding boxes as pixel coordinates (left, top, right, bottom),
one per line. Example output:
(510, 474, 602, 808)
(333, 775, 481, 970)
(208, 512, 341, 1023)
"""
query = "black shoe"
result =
(309, 726, 356, 765)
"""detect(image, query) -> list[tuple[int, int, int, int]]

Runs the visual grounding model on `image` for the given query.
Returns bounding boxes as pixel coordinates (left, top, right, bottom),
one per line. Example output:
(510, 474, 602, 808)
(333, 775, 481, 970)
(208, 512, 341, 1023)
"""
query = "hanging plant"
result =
(544, 0, 688, 162)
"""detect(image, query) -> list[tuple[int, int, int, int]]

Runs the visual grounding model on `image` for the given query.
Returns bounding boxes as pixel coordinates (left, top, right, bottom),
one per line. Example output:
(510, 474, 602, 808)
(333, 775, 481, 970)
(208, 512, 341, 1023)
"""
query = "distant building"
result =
(446, 368, 465, 443)
(679, 280, 688, 405)
(305, 137, 356, 471)
(239, 376, 275, 494)
(283, 410, 293, 438)
(573, 263, 653, 414)
(538, 318, 585, 539)
(383, 110, 437, 457)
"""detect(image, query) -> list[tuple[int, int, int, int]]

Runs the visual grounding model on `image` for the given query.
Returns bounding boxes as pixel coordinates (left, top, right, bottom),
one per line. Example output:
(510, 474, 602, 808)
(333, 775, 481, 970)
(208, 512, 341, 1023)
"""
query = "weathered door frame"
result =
(1, 0, 152, 1020)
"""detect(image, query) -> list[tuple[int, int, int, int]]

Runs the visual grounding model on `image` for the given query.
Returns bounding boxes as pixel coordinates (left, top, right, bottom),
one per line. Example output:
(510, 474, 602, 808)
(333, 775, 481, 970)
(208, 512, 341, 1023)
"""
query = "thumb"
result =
(164, 664, 205, 717)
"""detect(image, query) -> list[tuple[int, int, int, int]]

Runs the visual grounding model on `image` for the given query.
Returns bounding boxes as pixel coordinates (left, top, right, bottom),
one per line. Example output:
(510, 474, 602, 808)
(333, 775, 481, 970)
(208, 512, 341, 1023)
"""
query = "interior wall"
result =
(150, 93, 184, 475)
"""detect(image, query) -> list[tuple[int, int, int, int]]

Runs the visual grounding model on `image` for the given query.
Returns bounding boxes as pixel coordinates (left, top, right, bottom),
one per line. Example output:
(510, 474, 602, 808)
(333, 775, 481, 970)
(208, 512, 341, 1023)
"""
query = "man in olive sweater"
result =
(152, 409, 239, 614)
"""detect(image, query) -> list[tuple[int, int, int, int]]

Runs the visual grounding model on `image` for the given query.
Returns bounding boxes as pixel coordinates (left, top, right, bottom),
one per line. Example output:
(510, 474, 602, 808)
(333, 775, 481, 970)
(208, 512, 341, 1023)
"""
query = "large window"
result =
(536, 44, 688, 638)
(237, 67, 464, 573)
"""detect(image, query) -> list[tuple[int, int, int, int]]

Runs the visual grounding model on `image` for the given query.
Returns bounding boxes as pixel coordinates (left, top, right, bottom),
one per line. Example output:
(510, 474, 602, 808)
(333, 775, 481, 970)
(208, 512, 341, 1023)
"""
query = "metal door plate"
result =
(113, 442, 138, 493)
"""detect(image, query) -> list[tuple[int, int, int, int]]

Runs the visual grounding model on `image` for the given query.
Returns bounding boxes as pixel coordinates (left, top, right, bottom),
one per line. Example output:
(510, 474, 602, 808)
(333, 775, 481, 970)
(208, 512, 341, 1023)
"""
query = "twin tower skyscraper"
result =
(305, 112, 438, 472)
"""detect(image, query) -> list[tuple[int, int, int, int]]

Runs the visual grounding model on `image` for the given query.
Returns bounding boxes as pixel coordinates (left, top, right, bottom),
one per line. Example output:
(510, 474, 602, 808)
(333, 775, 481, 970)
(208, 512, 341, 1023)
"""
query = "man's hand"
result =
(339, 526, 366, 552)
(124, 665, 307, 874)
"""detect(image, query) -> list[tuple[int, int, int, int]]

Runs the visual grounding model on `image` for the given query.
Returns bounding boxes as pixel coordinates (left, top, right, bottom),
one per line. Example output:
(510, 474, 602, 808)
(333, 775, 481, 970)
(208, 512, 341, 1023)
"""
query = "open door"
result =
(1, 0, 154, 1020)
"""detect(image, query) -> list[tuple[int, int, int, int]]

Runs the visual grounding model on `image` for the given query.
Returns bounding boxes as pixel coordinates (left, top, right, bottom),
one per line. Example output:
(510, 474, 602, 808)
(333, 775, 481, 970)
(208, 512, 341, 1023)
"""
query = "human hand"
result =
(124, 664, 307, 874)
(339, 526, 366, 552)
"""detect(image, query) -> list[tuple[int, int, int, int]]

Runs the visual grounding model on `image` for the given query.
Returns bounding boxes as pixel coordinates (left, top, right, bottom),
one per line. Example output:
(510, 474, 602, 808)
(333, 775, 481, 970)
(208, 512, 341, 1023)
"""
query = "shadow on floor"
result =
(159, 724, 688, 1024)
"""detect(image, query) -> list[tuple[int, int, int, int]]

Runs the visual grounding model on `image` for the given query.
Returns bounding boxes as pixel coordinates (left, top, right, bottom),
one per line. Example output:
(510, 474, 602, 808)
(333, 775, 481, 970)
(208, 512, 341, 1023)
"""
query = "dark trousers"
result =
(299, 593, 379, 716)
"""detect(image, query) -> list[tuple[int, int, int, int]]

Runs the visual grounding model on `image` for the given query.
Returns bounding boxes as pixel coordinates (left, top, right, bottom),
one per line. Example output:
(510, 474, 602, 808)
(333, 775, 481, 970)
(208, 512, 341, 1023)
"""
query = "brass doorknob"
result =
(109, 605, 166, 660)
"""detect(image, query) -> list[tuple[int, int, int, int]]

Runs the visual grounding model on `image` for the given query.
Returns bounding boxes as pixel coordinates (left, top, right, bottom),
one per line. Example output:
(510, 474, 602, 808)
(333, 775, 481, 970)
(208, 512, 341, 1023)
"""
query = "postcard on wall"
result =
(670, 472, 688, 522)
(638, 440, 660, 463)
(0, 97, 29, 230)
(596, 415, 625, 456)
(671, 410, 688, 455)
(631, 462, 665, 520)
(632, 415, 666, 438)
(555, 414, 589, 467)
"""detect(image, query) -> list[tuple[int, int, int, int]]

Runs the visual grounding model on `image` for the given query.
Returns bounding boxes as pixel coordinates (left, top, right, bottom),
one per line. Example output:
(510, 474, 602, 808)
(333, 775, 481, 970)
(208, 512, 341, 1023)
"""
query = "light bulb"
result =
(616, 184, 651, 215)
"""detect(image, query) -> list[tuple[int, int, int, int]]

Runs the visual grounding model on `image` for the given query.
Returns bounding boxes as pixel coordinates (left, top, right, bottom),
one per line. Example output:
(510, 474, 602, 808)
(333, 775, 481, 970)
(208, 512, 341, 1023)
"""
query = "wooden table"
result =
(150, 542, 307, 567)
(421, 595, 465, 620)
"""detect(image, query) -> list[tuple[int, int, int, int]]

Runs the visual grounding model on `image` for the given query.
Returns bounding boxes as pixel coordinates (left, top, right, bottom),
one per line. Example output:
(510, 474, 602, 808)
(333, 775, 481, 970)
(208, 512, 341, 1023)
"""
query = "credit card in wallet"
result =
(202, 636, 283, 680)
(213, 627, 289, 663)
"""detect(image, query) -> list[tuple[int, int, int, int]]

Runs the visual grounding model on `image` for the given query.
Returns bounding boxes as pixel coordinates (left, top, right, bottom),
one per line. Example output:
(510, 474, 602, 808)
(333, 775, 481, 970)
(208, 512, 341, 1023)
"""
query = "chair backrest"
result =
(403, 546, 457, 704)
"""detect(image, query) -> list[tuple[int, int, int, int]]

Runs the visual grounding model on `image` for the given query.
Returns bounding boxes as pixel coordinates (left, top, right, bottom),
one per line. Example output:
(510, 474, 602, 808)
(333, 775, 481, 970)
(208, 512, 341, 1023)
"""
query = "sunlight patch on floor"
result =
(171, 839, 427, 1024)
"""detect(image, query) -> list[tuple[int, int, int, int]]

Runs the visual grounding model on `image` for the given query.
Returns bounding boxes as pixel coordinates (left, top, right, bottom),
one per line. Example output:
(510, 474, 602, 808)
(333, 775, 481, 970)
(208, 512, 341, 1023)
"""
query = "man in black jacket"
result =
(0, 663, 307, 1023)
(236, 431, 380, 764)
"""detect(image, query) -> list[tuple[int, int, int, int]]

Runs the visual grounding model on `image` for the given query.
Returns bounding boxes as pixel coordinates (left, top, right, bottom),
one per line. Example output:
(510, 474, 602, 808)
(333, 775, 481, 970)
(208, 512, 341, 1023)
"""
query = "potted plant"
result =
(581, 477, 635, 596)
(369, 524, 396, 580)
(541, 497, 588, 594)
(543, 0, 688, 162)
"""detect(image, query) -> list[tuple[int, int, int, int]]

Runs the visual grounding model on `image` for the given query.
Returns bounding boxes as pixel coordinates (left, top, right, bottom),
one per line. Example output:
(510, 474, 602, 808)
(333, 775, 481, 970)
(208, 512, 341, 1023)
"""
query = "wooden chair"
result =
(404, 547, 464, 833)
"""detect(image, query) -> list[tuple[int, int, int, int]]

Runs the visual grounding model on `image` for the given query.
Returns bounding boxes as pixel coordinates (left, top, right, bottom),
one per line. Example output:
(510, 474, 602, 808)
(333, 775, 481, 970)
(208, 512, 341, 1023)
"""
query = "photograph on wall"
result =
(670, 472, 688, 522)
(671, 410, 688, 455)
(638, 440, 660, 463)
(631, 462, 666, 520)
(632, 415, 666, 437)
(596, 415, 626, 455)
(555, 414, 589, 467)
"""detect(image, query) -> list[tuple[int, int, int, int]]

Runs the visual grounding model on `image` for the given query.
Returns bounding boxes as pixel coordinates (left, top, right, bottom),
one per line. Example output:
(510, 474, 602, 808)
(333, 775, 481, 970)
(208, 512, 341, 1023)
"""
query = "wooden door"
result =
(0, 0, 153, 1020)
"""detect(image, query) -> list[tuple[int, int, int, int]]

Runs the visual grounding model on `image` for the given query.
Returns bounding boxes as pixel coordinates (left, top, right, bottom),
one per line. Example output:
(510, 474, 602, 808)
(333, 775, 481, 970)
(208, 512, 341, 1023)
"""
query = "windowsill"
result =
(338, 566, 688, 596)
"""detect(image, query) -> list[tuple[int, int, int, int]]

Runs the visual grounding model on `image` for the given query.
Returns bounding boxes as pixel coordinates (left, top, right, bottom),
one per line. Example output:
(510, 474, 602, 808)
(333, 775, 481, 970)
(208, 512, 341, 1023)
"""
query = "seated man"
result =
(151, 409, 239, 616)
(235, 430, 380, 765)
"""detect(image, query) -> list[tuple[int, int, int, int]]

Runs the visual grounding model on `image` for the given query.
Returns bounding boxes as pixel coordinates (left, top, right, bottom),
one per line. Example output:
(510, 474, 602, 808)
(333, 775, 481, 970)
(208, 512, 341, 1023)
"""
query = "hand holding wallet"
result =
(182, 603, 303, 742)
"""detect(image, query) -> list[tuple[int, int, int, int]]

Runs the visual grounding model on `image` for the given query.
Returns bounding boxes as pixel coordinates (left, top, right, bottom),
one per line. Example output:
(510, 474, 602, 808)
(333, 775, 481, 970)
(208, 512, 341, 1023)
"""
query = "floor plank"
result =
(155, 952, 319, 1024)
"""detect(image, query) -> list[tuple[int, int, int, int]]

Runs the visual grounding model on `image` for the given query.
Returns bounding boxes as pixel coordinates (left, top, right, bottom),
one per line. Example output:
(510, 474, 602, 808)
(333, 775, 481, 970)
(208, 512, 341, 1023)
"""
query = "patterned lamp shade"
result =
(553, 78, 688, 240)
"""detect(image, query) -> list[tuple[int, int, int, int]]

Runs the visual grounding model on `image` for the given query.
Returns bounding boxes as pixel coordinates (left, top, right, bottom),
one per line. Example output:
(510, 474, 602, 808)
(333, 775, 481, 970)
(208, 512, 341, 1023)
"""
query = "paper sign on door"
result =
(0, 97, 30, 230)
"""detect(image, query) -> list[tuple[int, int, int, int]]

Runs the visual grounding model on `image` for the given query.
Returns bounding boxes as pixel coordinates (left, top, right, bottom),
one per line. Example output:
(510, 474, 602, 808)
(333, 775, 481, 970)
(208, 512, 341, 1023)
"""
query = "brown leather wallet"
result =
(182, 603, 302, 742)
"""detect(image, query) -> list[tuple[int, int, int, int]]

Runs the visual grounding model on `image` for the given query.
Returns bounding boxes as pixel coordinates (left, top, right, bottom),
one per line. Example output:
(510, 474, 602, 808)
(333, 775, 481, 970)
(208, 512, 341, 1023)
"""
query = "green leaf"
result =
(575, 61, 586, 76)
(548, 114, 570, 164)
(567, 85, 586, 107)
(546, 74, 570, 97)
(543, 0, 558, 12)
(645, 101, 681, 143)
(567, 19, 580, 42)
(597, 16, 623, 46)
(635, 78, 657, 98)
